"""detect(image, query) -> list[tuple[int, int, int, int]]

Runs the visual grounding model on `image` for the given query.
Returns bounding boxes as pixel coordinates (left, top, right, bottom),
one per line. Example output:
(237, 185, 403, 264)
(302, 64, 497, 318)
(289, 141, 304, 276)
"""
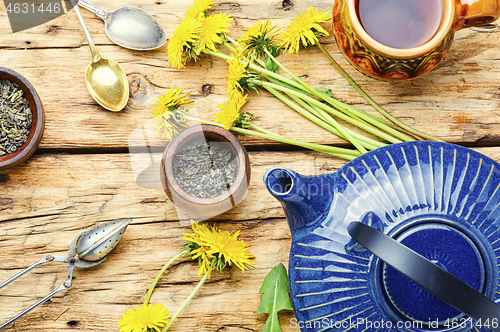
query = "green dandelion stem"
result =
(316, 42, 442, 142)
(226, 35, 239, 46)
(284, 92, 385, 150)
(144, 250, 188, 307)
(260, 70, 384, 149)
(258, 69, 331, 124)
(233, 126, 360, 159)
(204, 50, 233, 60)
(255, 58, 398, 141)
(185, 116, 219, 125)
(292, 94, 330, 123)
(263, 48, 310, 91)
(185, 116, 360, 159)
(244, 126, 366, 159)
(215, 44, 426, 144)
(259, 81, 404, 144)
(262, 49, 367, 153)
(313, 88, 416, 143)
(208, 45, 392, 148)
(256, 54, 412, 144)
(238, 123, 361, 158)
(206, 49, 308, 94)
(162, 268, 211, 332)
(263, 84, 384, 150)
(263, 85, 348, 140)
(205, 50, 411, 147)
(204, 49, 232, 61)
(247, 62, 308, 94)
(261, 48, 417, 143)
(223, 40, 237, 53)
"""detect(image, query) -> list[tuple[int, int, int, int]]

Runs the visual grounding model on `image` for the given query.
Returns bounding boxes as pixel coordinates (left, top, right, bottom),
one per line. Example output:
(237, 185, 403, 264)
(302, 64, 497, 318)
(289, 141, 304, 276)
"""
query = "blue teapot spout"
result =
(263, 167, 332, 232)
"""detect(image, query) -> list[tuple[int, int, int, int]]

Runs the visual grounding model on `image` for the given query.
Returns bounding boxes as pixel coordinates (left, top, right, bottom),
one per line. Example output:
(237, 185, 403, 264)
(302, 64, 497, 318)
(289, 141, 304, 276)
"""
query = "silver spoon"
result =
(77, 0, 167, 51)
(0, 219, 132, 329)
(71, 0, 129, 112)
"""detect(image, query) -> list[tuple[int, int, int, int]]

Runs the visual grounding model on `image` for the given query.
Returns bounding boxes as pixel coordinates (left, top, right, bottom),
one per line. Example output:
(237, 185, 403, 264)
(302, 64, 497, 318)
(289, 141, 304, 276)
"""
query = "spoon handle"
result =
(70, 0, 100, 62)
(77, 0, 108, 20)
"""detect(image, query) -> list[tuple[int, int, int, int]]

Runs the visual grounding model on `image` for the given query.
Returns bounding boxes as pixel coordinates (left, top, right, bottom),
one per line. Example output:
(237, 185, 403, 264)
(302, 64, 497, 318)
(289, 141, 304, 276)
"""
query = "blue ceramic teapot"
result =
(264, 142, 500, 332)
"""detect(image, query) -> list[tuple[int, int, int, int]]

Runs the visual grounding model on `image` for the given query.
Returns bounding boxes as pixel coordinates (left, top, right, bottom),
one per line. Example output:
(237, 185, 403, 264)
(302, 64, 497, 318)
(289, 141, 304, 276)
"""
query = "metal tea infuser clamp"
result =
(0, 219, 132, 329)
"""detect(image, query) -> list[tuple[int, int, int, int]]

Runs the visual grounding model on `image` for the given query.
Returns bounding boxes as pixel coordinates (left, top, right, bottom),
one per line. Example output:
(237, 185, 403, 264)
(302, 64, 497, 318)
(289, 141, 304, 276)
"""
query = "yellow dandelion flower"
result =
(214, 90, 248, 130)
(152, 88, 193, 115)
(197, 13, 234, 53)
(117, 304, 170, 332)
(183, 222, 255, 277)
(152, 88, 193, 140)
(237, 20, 282, 60)
(281, 7, 332, 53)
(168, 18, 203, 69)
(226, 53, 248, 97)
(205, 227, 256, 274)
(183, 223, 215, 277)
(191, 246, 214, 277)
(153, 116, 190, 140)
(184, 0, 213, 21)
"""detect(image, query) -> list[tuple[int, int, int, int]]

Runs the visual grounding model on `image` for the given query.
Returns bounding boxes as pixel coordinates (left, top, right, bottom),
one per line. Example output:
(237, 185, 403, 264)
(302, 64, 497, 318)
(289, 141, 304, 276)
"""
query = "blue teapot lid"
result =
(264, 142, 500, 332)
(382, 222, 484, 323)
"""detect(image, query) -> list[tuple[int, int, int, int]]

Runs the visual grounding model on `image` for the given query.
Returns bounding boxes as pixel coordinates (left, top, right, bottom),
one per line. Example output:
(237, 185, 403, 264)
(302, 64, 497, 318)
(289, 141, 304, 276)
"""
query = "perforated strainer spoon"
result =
(0, 219, 131, 329)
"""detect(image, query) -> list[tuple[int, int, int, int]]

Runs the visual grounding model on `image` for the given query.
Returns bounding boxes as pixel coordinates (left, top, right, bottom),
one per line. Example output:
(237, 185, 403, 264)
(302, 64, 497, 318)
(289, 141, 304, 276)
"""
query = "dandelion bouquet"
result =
(152, 0, 439, 161)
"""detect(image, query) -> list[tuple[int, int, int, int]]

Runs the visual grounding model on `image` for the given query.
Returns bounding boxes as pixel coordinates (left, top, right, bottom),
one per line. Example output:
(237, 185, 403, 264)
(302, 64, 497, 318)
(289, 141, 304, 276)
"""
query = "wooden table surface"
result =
(1, 0, 500, 331)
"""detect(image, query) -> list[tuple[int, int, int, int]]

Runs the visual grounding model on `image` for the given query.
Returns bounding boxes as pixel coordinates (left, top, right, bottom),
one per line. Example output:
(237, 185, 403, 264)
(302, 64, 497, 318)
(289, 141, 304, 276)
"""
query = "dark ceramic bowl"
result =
(161, 124, 250, 218)
(0, 67, 44, 170)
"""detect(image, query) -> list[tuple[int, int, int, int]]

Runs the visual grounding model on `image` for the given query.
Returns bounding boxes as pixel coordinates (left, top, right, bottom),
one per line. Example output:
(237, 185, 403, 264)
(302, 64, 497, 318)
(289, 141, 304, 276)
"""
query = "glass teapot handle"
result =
(348, 220, 500, 330)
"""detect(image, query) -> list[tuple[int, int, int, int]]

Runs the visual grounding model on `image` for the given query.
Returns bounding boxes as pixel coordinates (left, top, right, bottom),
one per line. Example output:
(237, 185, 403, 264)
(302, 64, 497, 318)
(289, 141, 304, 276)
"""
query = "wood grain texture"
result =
(0, 150, 340, 332)
(0, 1, 500, 151)
(2, 0, 500, 331)
(3, 147, 500, 331)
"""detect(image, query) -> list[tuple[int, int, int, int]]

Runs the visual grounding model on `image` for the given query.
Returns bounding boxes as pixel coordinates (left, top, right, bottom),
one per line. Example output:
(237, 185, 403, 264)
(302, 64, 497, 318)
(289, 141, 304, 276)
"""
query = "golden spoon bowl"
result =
(85, 57, 128, 112)
(71, 0, 129, 112)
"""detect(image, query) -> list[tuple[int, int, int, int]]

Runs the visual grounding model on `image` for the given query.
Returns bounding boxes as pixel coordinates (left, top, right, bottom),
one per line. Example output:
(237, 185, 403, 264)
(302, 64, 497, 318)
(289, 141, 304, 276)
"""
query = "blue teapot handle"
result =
(348, 221, 500, 331)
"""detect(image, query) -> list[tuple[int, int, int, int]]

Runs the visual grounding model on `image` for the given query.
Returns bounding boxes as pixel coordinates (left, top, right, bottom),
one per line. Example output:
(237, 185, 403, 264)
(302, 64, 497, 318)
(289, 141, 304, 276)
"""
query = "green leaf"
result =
(316, 87, 332, 98)
(265, 55, 279, 73)
(254, 263, 293, 332)
(264, 74, 310, 95)
(269, 45, 281, 57)
(264, 45, 281, 73)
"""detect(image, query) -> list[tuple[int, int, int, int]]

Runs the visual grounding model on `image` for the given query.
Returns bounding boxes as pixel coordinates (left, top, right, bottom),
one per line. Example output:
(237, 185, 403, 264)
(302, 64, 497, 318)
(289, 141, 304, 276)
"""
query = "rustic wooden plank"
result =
(2, 145, 500, 227)
(0, 0, 335, 47)
(0, 149, 341, 332)
(0, 150, 343, 226)
(3, 146, 500, 331)
(2, 0, 500, 330)
(1, 2, 500, 150)
(0, 216, 295, 331)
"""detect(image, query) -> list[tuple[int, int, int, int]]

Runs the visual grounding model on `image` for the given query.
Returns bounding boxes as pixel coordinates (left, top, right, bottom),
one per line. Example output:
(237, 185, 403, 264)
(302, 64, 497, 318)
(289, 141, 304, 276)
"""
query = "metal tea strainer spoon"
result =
(0, 219, 132, 329)
(76, 0, 167, 51)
